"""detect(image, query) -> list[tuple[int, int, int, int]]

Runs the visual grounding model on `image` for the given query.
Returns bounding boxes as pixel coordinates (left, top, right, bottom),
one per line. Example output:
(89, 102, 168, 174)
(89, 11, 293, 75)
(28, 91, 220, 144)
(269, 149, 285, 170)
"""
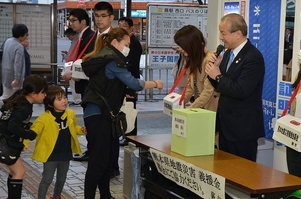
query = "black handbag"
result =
(0, 135, 21, 165)
(111, 111, 127, 139)
(93, 90, 127, 139)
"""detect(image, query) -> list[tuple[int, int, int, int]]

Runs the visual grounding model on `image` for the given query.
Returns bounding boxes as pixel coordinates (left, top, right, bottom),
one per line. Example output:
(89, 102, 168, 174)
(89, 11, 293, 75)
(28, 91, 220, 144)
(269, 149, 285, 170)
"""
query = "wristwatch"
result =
(215, 74, 223, 82)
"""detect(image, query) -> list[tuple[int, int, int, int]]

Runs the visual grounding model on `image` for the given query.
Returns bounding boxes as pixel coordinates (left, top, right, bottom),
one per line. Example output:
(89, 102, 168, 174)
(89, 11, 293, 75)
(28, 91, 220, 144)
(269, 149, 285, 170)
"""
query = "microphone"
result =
(215, 44, 224, 57)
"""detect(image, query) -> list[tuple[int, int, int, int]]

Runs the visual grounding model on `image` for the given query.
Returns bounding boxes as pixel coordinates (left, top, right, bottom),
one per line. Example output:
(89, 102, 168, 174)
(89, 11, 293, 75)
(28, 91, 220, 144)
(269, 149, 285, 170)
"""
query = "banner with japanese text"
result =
(150, 148, 225, 199)
(249, 0, 281, 139)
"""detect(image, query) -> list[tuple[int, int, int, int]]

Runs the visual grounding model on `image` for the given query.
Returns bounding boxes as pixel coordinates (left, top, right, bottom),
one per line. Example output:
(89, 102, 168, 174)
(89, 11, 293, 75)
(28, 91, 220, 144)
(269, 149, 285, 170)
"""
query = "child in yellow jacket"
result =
(30, 86, 86, 199)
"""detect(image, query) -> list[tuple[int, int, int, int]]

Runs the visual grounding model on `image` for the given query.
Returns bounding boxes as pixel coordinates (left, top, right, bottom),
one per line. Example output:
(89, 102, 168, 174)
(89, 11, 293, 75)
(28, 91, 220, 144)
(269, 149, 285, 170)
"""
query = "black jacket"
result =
(81, 44, 129, 119)
(0, 100, 36, 148)
(125, 35, 142, 97)
(209, 40, 265, 141)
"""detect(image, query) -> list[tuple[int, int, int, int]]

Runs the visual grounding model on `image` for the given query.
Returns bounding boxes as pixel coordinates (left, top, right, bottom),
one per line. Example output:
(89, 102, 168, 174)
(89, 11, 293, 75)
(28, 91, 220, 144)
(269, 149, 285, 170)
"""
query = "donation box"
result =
(273, 115, 301, 152)
(171, 108, 216, 156)
(163, 93, 184, 116)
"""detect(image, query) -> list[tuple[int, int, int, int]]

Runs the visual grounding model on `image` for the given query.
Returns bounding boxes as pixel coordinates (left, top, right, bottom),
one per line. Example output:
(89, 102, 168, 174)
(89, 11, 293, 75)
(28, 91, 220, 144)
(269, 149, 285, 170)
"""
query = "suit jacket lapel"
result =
(226, 40, 251, 74)
(221, 50, 231, 74)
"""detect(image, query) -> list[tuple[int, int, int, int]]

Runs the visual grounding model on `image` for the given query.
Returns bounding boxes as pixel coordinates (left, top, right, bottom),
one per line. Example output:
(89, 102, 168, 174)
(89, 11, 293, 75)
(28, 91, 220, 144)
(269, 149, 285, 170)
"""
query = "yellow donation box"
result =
(171, 108, 216, 156)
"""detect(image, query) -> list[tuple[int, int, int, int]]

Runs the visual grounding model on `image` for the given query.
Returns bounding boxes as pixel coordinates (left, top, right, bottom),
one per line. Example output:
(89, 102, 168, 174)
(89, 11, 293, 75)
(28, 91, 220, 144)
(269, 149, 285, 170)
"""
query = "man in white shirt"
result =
(94, 1, 114, 35)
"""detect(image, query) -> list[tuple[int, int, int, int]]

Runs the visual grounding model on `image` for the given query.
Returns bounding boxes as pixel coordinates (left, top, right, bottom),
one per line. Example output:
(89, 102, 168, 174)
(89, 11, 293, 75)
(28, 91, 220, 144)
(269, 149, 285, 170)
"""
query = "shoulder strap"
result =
(76, 31, 97, 60)
(169, 68, 187, 94)
(66, 40, 80, 62)
(282, 81, 301, 117)
(90, 88, 114, 117)
(168, 67, 188, 106)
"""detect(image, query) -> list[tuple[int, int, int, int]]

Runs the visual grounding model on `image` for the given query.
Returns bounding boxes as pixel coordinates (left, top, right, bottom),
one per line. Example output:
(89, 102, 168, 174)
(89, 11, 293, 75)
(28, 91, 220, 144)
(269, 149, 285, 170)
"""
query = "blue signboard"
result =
(224, 2, 240, 15)
(249, 0, 281, 139)
(131, 10, 146, 18)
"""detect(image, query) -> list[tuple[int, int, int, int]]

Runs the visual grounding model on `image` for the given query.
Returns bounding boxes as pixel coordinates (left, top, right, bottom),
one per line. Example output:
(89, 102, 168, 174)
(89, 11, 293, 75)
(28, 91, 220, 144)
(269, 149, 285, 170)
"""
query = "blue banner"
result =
(249, 0, 281, 139)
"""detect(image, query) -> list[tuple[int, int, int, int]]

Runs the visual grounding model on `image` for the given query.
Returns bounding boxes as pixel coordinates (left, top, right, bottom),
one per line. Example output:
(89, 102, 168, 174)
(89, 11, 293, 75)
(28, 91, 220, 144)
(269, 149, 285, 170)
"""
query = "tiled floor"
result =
(0, 100, 170, 199)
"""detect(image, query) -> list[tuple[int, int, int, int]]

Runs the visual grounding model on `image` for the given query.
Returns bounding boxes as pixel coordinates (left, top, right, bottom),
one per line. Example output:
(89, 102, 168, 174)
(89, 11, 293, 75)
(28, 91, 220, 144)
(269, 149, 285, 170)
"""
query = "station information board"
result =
(147, 4, 208, 47)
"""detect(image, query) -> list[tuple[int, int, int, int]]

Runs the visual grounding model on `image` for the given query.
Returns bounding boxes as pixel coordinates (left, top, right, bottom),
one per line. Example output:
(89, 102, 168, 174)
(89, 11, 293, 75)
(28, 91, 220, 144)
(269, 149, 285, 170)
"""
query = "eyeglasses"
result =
(94, 14, 110, 18)
(69, 19, 78, 23)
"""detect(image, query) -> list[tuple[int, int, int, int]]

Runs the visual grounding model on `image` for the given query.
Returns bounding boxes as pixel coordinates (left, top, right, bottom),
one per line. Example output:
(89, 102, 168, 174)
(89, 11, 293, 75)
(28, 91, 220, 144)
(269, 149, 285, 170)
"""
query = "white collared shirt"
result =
(79, 26, 89, 39)
(232, 39, 248, 58)
(97, 26, 111, 37)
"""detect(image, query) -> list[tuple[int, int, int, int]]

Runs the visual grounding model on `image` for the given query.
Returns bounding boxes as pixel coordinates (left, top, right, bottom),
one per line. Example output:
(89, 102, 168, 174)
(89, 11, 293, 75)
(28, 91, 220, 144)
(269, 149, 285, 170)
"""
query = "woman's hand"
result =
(154, 80, 164, 90)
(81, 126, 87, 135)
(144, 80, 164, 90)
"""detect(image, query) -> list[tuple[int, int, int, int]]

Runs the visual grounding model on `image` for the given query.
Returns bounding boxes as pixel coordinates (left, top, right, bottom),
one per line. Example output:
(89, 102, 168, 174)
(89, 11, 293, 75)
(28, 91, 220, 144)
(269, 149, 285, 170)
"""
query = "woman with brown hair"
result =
(81, 27, 163, 199)
(174, 25, 219, 111)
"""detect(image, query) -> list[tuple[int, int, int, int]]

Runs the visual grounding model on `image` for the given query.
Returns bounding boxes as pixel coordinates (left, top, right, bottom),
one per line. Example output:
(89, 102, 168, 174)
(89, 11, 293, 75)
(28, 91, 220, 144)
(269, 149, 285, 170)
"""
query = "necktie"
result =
(226, 50, 234, 72)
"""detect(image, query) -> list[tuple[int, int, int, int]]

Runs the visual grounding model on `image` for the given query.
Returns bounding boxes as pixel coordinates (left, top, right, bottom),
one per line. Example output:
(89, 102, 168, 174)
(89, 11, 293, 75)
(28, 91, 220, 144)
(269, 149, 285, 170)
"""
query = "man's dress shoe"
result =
(119, 138, 128, 146)
(73, 150, 89, 161)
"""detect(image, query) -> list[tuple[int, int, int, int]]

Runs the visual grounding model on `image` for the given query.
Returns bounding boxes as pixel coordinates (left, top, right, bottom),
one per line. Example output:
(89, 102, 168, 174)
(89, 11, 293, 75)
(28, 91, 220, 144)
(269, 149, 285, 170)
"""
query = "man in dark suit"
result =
(67, 8, 96, 97)
(205, 13, 265, 162)
(62, 8, 96, 161)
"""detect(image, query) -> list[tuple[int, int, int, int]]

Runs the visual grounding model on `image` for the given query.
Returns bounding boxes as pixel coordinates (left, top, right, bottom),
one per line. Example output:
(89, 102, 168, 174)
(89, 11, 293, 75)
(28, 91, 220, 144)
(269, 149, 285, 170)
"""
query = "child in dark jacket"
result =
(0, 75, 48, 199)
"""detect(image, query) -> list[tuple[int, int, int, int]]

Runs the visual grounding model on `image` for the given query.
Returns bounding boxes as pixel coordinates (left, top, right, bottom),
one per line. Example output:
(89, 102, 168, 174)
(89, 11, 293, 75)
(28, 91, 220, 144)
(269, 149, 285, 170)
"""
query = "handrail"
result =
(31, 63, 58, 66)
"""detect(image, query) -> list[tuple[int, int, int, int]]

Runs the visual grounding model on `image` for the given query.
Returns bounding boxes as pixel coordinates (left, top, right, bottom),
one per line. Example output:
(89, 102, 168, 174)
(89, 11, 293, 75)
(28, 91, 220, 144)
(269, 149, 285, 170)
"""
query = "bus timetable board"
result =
(16, 4, 52, 67)
(0, 3, 52, 68)
(0, 4, 14, 45)
(147, 4, 208, 47)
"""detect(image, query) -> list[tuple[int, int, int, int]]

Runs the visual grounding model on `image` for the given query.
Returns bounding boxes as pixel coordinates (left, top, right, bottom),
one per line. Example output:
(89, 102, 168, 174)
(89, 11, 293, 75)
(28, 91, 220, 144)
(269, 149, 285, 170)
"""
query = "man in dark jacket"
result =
(62, 8, 96, 162)
(62, 8, 96, 97)
(205, 13, 265, 162)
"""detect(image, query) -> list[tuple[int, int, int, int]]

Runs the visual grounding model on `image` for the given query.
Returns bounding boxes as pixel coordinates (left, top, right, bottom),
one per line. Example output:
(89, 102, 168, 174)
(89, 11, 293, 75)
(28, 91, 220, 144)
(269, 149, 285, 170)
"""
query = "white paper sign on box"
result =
(163, 92, 183, 116)
(71, 59, 89, 80)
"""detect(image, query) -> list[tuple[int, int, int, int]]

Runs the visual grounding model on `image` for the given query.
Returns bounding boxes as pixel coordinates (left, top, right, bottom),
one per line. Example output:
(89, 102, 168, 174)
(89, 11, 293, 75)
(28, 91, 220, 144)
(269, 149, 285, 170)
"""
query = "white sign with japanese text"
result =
(147, 4, 207, 47)
(150, 148, 225, 199)
(172, 114, 187, 137)
(148, 48, 179, 68)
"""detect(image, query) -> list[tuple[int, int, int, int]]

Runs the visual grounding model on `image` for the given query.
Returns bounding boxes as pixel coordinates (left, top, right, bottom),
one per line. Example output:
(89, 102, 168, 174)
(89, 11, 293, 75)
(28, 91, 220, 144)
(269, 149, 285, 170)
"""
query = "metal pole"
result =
(52, 0, 58, 84)
(126, 0, 131, 17)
